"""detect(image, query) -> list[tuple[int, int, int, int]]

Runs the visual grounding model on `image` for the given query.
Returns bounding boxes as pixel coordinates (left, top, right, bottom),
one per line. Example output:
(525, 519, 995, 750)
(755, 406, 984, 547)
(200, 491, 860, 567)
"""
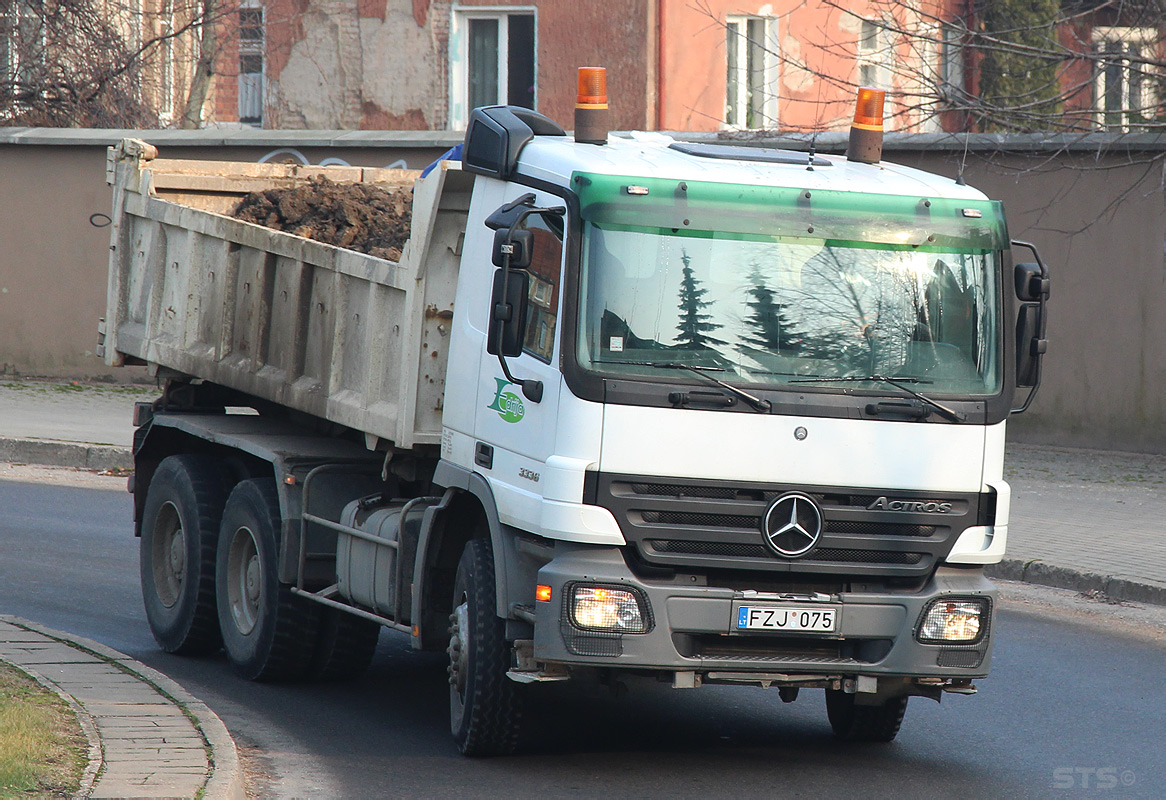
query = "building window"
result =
(857, 19, 891, 90)
(159, 0, 175, 123)
(238, 4, 264, 125)
(0, 6, 17, 86)
(725, 15, 776, 129)
(450, 8, 535, 130)
(1, 1, 41, 92)
(939, 23, 965, 105)
(1093, 27, 1158, 132)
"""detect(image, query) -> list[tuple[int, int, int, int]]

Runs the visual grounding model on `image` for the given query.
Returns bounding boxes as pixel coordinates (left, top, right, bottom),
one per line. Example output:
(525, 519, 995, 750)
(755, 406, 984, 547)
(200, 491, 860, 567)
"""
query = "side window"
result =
(521, 215, 563, 362)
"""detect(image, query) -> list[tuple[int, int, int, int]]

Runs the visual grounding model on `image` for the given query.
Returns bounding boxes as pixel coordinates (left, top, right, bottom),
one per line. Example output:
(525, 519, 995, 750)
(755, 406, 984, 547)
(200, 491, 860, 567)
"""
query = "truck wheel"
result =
(825, 688, 908, 742)
(448, 538, 523, 756)
(140, 454, 228, 655)
(216, 479, 317, 681)
(308, 609, 380, 681)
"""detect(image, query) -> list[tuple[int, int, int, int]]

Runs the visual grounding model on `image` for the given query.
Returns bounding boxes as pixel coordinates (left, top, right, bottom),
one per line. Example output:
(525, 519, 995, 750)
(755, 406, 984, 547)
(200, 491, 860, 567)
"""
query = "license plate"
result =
(735, 605, 838, 633)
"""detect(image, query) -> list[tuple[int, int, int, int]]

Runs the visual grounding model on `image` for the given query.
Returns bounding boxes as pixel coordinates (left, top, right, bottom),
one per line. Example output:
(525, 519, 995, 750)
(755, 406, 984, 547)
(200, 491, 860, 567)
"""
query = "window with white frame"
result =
(1, 1, 43, 102)
(1094, 27, 1159, 131)
(857, 19, 891, 90)
(450, 7, 535, 130)
(159, 0, 175, 123)
(725, 15, 776, 129)
(0, 6, 18, 89)
(238, 3, 264, 125)
(0, 10, 17, 98)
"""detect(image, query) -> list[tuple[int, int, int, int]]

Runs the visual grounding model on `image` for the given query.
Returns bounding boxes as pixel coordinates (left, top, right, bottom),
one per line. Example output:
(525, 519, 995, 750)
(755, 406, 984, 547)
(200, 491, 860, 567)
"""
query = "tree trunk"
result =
(179, 0, 220, 129)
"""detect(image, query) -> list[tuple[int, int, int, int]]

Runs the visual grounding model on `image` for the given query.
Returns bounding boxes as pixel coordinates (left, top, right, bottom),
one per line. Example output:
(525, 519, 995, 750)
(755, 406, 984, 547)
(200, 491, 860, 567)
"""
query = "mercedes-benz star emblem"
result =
(762, 493, 823, 557)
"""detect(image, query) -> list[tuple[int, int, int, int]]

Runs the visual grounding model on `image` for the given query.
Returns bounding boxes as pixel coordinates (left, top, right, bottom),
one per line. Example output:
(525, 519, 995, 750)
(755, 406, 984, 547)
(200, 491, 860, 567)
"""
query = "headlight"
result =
(569, 585, 649, 633)
(917, 598, 988, 643)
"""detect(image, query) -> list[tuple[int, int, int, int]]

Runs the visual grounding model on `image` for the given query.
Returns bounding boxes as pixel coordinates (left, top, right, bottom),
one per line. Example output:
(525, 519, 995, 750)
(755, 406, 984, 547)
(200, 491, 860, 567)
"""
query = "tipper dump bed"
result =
(100, 138, 473, 451)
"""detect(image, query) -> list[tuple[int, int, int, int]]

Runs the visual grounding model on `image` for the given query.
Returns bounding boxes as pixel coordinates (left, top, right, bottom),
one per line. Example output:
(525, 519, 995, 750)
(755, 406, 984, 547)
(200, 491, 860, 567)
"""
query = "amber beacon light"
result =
(846, 87, 886, 164)
(575, 66, 609, 145)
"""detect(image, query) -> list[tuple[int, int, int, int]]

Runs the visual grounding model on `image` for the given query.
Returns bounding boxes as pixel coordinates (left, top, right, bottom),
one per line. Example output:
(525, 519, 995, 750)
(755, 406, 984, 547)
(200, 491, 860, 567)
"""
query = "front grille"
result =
(640, 510, 756, 529)
(813, 548, 924, 565)
(937, 649, 984, 668)
(690, 635, 842, 660)
(640, 511, 939, 539)
(827, 521, 937, 537)
(593, 473, 983, 578)
(683, 634, 886, 665)
(629, 483, 744, 500)
(649, 539, 768, 558)
(647, 541, 924, 567)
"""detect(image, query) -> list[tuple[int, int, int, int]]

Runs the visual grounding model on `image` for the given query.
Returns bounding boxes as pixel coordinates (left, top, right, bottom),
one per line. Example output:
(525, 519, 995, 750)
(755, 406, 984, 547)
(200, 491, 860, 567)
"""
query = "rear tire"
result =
(216, 479, 318, 681)
(140, 454, 228, 655)
(825, 688, 908, 742)
(448, 538, 523, 756)
(308, 609, 381, 681)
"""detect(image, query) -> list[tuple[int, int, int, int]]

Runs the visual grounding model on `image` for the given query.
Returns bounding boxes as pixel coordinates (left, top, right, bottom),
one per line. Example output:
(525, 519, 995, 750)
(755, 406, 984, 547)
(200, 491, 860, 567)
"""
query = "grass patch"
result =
(0, 663, 86, 798)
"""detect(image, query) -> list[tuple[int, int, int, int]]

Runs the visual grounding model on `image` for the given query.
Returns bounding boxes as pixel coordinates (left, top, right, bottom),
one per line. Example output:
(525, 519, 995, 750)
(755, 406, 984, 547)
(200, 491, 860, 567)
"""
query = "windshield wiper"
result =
(790, 375, 965, 423)
(596, 360, 772, 412)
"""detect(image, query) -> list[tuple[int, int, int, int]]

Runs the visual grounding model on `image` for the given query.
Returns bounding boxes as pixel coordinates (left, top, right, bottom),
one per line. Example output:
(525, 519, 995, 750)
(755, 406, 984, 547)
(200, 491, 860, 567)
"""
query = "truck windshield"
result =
(574, 173, 1005, 397)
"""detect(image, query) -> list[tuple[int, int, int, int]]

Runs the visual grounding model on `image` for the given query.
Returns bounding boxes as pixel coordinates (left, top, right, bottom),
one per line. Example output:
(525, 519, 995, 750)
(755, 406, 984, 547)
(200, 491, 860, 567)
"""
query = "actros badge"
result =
(761, 493, 823, 557)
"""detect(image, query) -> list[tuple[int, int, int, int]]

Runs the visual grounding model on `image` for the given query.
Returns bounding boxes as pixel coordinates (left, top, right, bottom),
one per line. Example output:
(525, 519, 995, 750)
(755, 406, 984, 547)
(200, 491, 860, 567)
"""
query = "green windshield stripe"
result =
(573, 171, 1009, 251)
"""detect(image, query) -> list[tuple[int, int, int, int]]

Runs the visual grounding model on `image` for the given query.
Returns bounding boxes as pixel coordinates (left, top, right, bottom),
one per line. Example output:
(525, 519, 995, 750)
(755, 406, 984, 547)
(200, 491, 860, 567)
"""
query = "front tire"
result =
(216, 479, 317, 681)
(140, 454, 228, 655)
(448, 538, 523, 756)
(825, 688, 908, 742)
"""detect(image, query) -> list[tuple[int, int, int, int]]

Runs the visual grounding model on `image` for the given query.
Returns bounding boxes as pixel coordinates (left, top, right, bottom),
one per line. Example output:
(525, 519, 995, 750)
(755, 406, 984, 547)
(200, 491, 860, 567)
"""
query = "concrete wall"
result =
(0, 129, 458, 380)
(910, 147, 1166, 455)
(0, 128, 1161, 453)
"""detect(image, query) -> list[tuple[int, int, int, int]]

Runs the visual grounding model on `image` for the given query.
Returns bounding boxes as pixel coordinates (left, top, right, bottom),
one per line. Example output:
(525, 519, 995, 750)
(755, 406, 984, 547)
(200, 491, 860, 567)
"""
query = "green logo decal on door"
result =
(486, 378, 525, 423)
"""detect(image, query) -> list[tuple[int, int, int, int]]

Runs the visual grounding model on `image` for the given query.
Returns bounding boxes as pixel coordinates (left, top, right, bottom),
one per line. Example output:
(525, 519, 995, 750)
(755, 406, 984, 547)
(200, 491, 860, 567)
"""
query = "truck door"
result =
(473, 187, 566, 531)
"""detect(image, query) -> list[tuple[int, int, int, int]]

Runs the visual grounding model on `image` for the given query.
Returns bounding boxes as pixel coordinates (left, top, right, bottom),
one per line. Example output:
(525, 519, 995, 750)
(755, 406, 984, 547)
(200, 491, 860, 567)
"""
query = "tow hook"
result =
(942, 679, 977, 695)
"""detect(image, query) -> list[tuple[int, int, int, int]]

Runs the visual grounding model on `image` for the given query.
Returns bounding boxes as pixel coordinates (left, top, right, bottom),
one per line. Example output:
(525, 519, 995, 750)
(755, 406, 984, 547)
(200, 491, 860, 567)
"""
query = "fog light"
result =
(918, 599, 987, 643)
(570, 586, 648, 633)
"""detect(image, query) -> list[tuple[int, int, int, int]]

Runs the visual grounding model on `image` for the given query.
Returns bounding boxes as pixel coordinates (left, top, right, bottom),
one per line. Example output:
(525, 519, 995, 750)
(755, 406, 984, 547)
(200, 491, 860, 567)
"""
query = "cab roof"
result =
(515, 132, 990, 204)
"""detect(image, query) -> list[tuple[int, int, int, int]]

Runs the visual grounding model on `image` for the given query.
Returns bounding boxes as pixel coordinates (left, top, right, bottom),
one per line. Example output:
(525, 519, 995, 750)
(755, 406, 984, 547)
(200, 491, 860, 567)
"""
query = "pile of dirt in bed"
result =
(232, 176, 413, 261)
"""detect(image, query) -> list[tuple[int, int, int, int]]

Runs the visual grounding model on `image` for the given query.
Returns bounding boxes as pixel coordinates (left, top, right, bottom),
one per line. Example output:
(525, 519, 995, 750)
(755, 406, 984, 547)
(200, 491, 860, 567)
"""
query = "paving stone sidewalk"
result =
(997, 444, 1166, 606)
(0, 616, 243, 799)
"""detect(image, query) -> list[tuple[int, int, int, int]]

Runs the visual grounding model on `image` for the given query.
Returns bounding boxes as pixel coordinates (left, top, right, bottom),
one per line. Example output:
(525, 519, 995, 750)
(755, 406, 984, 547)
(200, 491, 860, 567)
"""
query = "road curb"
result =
(986, 559, 1166, 607)
(0, 437, 132, 471)
(2, 617, 244, 800)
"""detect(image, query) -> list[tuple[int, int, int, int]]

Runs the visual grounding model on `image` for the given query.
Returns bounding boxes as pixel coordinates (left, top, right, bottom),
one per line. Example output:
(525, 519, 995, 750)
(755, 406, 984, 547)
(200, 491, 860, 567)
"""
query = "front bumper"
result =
(533, 545, 996, 680)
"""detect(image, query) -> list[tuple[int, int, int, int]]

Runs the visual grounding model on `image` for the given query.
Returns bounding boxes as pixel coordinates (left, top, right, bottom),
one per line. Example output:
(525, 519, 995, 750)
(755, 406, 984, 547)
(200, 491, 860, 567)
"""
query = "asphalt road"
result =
(1, 475, 1163, 798)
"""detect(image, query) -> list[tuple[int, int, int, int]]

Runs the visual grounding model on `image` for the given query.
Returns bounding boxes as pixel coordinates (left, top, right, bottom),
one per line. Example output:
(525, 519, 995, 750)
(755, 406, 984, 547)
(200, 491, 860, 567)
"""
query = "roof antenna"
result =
(807, 132, 818, 172)
(955, 131, 969, 185)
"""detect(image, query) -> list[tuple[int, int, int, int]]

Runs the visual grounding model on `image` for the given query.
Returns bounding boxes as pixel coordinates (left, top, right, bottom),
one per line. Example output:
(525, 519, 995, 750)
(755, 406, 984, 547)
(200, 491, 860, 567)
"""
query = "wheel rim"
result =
(448, 596, 470, 699)
(150, 502, 185, 608)
(226, 525, 262, 636)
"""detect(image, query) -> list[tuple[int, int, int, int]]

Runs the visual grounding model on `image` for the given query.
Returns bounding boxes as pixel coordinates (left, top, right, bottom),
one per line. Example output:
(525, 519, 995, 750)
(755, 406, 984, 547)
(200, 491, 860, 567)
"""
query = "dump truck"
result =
(100, 76, 1050, 756)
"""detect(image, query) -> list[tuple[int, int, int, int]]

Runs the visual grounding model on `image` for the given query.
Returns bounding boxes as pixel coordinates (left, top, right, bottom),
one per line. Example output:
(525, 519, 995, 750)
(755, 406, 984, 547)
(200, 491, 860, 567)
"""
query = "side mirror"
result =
(492, 227, 533, 268)
(1014, 262, 1050, 302)
(486, 269, 530, 357)
(1015, 304, 1047, 388)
